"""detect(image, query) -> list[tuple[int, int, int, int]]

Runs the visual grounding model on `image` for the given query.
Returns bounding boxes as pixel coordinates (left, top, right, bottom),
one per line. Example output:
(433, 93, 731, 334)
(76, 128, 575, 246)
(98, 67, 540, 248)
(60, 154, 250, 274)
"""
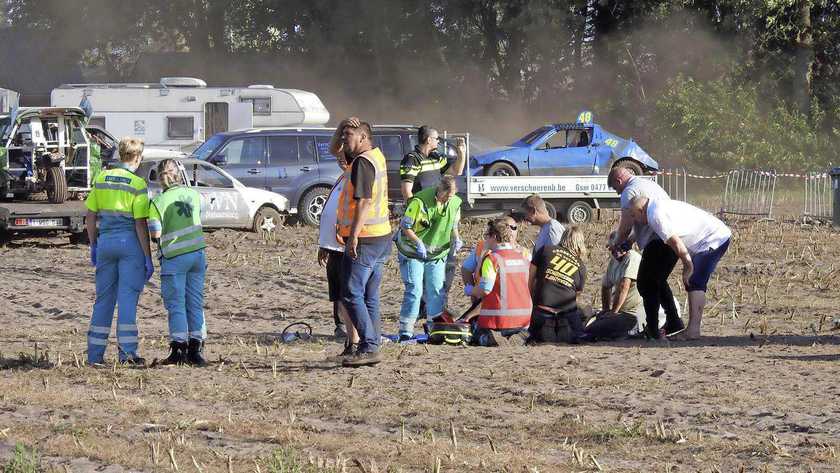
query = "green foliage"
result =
(264, 448, 315, 473)
(655, 74, 839, 171)
(3, 444, 40, 473)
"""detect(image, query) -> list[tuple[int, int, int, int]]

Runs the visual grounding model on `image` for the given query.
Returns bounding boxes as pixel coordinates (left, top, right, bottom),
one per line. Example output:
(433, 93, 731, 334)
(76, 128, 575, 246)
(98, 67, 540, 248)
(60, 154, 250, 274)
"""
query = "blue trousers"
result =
(88, 231, 145, 363)
(398, 254, 446, 337)
(342, 237, 392, 353)
(161, 249, 207, 342)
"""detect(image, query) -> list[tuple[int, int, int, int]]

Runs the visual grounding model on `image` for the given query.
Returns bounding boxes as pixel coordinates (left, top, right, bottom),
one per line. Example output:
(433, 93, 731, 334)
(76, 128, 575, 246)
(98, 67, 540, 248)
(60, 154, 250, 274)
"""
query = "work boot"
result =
(160, 341, 188, 365)
(327, 342, 356, 362)
(187, 339, 208, 367)
(120, 355, 147, 367)
(342, 351, 382, 367)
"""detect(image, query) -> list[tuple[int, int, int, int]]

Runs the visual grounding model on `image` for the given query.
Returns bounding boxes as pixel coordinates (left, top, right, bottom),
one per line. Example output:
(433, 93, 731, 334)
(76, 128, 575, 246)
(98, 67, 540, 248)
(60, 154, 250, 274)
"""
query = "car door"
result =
(185, 161, 250, 228)
(209, 135, 267, 189)
(373, 134, 404, 200)
(528, 129, 595, 176)
(264, 134, 304, 202)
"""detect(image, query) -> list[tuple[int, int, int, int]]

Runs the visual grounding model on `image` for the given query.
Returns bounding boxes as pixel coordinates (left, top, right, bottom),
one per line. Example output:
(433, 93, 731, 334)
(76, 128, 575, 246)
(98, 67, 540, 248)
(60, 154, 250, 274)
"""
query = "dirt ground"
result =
(2, 212, 840, 473)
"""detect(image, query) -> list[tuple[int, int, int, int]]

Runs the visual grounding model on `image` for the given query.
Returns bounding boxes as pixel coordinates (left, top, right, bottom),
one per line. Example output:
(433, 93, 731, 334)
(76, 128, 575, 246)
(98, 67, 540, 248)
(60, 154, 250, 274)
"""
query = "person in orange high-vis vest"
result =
(464, 217, 532, 346)
(335, 119, 393, 367)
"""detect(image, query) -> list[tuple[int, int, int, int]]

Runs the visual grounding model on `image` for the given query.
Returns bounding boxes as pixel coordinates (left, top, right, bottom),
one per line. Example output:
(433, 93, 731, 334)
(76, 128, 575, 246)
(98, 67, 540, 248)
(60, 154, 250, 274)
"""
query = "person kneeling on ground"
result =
(584, 232, 646, 341)
(463, 218, 532, 346)
(628, 196, 731, 340)
(148, 159, 208, 366)
(395, 175, 463, 340)
(528, 226, 588, 344)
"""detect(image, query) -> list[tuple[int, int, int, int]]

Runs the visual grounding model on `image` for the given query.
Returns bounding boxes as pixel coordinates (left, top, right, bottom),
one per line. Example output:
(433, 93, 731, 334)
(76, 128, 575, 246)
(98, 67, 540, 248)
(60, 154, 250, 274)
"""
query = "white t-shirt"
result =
(318, 173, 347, 252)
(646, 200, 731, 255)
(621, 177, 670, 249)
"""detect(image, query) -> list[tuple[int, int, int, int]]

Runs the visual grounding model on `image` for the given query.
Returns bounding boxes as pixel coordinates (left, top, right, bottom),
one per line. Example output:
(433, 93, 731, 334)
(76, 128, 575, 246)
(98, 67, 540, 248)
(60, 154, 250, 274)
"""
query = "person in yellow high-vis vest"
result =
(85, 137, 153, 366)
(148, 159, 208, 366)
(335, 119, 392, 367)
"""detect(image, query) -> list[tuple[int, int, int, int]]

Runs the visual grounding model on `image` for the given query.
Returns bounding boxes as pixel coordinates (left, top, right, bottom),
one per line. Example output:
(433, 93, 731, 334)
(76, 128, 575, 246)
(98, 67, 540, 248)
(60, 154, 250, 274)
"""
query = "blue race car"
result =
(470, 111, 658, 177)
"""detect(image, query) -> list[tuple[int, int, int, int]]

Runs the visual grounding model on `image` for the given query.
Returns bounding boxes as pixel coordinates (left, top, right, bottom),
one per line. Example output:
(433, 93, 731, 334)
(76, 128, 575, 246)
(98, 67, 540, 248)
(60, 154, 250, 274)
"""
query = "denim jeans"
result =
(398, 254, 446, 337)
(160, 249, 207, 342)
(88, 231, 145, 363)
(342, 237, 392, 353)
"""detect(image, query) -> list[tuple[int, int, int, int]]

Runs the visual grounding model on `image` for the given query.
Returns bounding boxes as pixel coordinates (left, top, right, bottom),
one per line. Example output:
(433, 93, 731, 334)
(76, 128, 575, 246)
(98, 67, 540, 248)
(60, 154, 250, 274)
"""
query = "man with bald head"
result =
(627, 196, 731, 339)
(608, 167, 680, 339)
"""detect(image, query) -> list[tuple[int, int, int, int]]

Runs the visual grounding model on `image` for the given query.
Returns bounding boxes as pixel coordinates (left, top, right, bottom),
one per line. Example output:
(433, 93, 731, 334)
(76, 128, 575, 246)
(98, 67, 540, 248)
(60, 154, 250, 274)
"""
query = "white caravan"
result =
(50, 77, 330, 152)
(1, 88, 19, 113)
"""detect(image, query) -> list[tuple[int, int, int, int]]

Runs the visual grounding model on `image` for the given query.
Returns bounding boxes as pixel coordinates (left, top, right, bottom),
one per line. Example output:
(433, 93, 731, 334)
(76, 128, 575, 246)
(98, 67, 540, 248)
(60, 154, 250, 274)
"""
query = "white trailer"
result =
(1, 88, 19, 113)
(50, 77, 330, 152)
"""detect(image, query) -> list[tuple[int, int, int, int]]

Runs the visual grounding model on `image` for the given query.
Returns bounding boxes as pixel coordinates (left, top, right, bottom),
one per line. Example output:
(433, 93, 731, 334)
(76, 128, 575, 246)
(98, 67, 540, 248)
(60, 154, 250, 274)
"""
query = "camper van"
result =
(50, 77, 330, 152)
(1, 88, 19, 113)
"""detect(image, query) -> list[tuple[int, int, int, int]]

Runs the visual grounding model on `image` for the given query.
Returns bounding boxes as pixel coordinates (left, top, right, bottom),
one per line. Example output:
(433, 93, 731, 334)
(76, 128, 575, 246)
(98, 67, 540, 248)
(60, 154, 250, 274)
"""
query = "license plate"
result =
(15, 218, 64, 227)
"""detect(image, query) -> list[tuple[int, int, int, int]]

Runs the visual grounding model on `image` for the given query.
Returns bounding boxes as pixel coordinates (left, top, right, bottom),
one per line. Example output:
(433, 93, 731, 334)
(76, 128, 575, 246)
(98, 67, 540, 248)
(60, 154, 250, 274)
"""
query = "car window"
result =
(268, 136, 299, 165)
(543, 131, 566, 149)
(192, 134, 226, 161)
(188, 162, 235, 188)
(408, 134, 418, 151)
(567, 129, 590, 147)
(376, 135, 403, 162)
(519, 126, 553, 145)
(218, 137, 265, 164)
(315, 136, 334, 161)
(298, 136, 316, 165)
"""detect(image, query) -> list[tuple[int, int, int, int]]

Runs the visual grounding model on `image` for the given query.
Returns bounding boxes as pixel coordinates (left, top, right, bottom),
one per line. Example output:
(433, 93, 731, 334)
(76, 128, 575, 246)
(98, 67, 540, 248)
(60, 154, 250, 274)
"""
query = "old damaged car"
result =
(470, 111, 659, 177)
(137, 157, 290, 236)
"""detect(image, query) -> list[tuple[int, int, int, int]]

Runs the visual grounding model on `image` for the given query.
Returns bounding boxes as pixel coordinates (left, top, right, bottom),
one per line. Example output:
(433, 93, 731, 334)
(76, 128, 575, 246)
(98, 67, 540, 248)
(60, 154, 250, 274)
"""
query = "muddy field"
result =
(2, 212, 840, 473)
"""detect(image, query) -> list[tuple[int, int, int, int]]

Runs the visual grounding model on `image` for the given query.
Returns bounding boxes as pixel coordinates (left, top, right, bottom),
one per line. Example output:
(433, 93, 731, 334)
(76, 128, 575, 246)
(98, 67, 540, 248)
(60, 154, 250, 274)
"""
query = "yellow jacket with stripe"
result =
(85, 164, 150, 234)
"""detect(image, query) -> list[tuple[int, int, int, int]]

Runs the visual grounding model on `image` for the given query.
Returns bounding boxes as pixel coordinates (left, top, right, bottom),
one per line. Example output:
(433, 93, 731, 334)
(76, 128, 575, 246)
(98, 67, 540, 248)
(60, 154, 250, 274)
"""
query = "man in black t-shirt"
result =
(528, 240, 587, 343)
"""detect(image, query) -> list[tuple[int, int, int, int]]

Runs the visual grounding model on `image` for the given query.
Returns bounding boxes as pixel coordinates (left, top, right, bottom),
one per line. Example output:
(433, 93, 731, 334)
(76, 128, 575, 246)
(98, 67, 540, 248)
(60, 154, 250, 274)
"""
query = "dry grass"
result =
(2, 211, 840, 472)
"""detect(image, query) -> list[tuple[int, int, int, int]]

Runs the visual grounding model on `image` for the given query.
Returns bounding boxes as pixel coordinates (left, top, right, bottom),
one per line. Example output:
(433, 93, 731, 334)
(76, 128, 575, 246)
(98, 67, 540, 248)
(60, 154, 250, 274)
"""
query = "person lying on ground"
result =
(527, 226, 588, 344)
(628, 196, 732, 340)
(394, 175, 463, 340)
(463, 218, 532, 346)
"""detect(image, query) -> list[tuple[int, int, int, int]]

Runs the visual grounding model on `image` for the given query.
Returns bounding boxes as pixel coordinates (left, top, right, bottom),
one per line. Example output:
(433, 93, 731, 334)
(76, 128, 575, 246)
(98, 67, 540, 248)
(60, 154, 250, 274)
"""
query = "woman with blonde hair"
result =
(85, 137, 153, 365)
(148, 159, 208, 366)
(528, 225, 588, 344)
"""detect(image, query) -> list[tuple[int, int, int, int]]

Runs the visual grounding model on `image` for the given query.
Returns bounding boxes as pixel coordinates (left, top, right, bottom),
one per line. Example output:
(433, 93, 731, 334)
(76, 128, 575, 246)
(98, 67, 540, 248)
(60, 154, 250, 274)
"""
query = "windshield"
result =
(468, 134, 501, 154)
(517, 126, 553, 145)
(190, 135, 226, 161)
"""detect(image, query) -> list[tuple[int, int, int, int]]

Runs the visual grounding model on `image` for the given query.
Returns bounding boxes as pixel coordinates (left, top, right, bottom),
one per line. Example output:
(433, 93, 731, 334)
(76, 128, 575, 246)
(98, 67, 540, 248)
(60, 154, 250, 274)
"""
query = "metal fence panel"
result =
(656, 168, 689, 202)
(720, 170, 777, 219)
(803, 171, 831, 222)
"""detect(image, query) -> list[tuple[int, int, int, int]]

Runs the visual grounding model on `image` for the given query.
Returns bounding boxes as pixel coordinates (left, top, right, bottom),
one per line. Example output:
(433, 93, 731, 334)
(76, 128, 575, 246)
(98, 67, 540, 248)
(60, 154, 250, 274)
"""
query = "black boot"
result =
(187, 339, 208, 367)
(161, 341, 188, 365)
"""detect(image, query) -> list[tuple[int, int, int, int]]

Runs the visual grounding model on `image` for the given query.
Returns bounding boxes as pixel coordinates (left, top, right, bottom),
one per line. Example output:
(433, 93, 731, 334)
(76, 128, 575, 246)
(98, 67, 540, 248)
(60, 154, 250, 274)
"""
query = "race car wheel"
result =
(299, 186, 330, 227)
(487, 162, 517, 177)
(565, 201, 593, 224)
(253, 206, 284, 237)
(614, 159, 643, 176)
(46, 166, 68, 204)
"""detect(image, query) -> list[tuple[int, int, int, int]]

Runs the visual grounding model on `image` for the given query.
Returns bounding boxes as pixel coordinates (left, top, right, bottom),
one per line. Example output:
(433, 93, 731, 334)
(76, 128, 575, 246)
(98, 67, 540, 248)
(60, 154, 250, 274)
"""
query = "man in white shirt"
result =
(608, 167, 681, 339)
(628, 196, 732, 339)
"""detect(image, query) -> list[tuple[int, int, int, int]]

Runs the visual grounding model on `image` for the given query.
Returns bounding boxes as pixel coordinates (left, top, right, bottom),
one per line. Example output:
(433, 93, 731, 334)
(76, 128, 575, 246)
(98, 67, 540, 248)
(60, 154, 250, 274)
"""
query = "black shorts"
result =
(326, 250, 344, 302)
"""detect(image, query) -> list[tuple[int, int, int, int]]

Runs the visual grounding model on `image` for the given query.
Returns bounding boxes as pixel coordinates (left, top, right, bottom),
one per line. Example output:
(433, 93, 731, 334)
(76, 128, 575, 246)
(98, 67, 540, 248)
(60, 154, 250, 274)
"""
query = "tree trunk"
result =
(793, 0, 813, 116)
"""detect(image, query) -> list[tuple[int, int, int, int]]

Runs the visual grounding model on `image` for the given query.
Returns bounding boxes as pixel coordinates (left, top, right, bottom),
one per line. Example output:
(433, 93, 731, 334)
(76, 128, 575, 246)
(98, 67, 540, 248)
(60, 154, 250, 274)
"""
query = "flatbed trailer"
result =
(0, 200, 88, 243)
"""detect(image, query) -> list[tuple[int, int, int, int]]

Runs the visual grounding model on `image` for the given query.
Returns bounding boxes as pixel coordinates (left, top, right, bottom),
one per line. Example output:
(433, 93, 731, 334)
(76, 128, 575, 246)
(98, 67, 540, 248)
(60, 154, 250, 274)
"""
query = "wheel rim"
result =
(493, 168, 512, 177)
(308, 195, 327, 222)
(569, 206, 589, 224)
(259, 216, 277, 234)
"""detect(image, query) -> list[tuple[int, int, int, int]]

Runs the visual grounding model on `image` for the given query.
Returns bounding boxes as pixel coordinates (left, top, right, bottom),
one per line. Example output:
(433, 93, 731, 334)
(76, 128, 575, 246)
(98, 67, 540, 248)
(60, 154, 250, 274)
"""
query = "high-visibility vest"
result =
(478, 247, 533, 330)
(395, 187, 461, 260)
(337, 148, 391, 238)
(85, 165, 150, 233)
(472, 239, 490, 283)
(151, 186, 205, 259)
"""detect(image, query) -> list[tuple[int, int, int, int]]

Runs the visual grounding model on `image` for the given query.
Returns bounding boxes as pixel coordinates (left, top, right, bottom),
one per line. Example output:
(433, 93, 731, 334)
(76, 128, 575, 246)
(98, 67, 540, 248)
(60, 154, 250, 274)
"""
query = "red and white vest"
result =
(478, 247, 533, 330)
